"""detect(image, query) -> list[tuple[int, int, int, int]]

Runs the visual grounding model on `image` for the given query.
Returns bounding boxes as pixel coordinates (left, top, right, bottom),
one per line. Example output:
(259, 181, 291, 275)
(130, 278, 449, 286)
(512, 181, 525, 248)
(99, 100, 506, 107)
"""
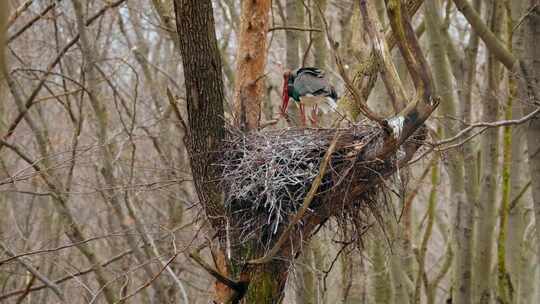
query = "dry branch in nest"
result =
(218, 122, 427, 261)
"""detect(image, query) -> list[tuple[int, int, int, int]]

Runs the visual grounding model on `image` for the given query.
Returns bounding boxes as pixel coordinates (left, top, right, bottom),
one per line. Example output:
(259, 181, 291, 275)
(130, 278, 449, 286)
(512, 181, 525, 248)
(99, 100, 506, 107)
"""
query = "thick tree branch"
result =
(316, 3, 385, 126)
(385, 0, 434, 103)
(453, 0, 516, 69)
(359, 0, 408, 112)
(344, 0, 425, 114)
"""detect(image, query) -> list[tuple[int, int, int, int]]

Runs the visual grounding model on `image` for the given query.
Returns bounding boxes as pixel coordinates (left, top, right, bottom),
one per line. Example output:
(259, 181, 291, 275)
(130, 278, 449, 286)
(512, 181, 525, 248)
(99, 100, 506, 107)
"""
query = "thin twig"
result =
(0, 222, 195, 301)
(0, 242, 65, 302)
(0, 0, 128, 152)
(408, 105, 540, 164)
(8, 2, 57, 42)
(116, 253, 180, 303)
(7, 0, 36, 28)
(0, 232, 134, 265)
(268, 26, 322, 32)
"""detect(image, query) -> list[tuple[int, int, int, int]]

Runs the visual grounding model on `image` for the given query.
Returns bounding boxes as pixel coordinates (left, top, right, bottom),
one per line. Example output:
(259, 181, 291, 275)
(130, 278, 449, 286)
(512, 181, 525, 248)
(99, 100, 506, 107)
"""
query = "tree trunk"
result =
(174, 0, 226, 223)
(524, 3, 540, 301)
(474, 2, 503, 303)
(424, 2, 473, 303)
(295, 243, 317, 304)
(506, 2, 526, 300)
(233, 0, 271, 130)
(284, 0, 303, 126)
(285, 0, 301, 68)
(372, 238, 392, 304)
(242, 262, 290, 303)
(0, 0, 6, 75)
(313, 0, 328, 68)
(174, 0, 228, 301)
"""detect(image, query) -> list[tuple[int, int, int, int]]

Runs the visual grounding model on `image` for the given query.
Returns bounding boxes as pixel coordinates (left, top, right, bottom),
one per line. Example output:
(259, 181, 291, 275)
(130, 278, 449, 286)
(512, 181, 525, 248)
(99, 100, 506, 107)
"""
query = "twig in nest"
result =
(248, 131, 341, 264)
(260, 119, 279, 129)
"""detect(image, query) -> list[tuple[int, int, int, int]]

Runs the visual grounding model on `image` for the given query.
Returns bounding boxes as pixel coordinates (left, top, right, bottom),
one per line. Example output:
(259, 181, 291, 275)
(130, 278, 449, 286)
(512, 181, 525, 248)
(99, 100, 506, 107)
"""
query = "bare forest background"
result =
(0, 0, 539, 304)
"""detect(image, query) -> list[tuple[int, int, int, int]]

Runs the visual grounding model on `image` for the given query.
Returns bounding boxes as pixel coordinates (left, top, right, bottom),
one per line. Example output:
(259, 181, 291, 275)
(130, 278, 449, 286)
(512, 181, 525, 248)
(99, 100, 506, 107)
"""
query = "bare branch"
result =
(7, 0, 36, 28)
(315, 3, 386, 126)
(359, 0, 408, 112)
(0, 0, 128, 152)
(116, 253, 180, 304)
(0, 242, 65, 302)
(7, 2, 57, 43)
(268, 26, 322, 32)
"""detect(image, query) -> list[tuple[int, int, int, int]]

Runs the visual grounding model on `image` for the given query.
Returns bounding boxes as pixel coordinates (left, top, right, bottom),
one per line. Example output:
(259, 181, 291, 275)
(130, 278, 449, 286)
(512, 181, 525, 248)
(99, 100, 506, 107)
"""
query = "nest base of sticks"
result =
(219, 122, 426, 262)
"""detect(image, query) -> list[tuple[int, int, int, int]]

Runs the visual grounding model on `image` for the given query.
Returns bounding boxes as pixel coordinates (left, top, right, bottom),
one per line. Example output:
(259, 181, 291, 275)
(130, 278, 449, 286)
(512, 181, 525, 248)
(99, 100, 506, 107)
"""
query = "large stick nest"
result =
(218, 122, 422, 256)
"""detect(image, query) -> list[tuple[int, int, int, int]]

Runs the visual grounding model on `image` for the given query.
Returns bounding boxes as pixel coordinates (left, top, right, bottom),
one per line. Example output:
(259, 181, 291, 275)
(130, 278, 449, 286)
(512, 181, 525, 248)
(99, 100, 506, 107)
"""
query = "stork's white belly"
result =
(299, 95, 337, 113)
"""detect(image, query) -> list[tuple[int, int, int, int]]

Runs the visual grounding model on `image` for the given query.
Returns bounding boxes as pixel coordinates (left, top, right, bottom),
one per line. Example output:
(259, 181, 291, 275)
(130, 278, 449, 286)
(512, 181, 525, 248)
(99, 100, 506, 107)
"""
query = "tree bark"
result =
(524, 3, 540, 300)
(474, 2, 503, 303)
(424, 1, 476, 303)
(313, 0, 328, 68)
(0, 0, 6, 75)
(174, 0, 228, 301)
(233, 0, 271, 130)
(174, 0, 226, 223)
(286, 0, 302, 68)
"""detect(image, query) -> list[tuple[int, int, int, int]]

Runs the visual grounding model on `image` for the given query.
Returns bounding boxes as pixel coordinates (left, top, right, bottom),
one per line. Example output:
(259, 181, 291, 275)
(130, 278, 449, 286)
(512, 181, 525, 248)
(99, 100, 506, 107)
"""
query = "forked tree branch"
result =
(189, 244, 248, 304)
(315, 3, 386, 126)
(385, 0, 434, 103)
(344, 0, 425, 110)
(452, 0, 516, 69)
(453, 0, 540, 101)
(359, 0, 408, 112)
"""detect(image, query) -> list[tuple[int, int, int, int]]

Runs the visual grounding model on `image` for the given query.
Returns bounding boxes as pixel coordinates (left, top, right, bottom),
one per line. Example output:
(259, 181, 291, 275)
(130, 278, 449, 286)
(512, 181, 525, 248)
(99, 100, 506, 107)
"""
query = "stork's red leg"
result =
(299, 103, 307, 126)
(310, 105, 319, 127)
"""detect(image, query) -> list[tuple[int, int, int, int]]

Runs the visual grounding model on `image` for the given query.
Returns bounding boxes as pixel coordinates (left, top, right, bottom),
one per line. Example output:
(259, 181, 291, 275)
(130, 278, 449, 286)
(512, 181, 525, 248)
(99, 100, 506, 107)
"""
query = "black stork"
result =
(280, 67, 338, 126)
